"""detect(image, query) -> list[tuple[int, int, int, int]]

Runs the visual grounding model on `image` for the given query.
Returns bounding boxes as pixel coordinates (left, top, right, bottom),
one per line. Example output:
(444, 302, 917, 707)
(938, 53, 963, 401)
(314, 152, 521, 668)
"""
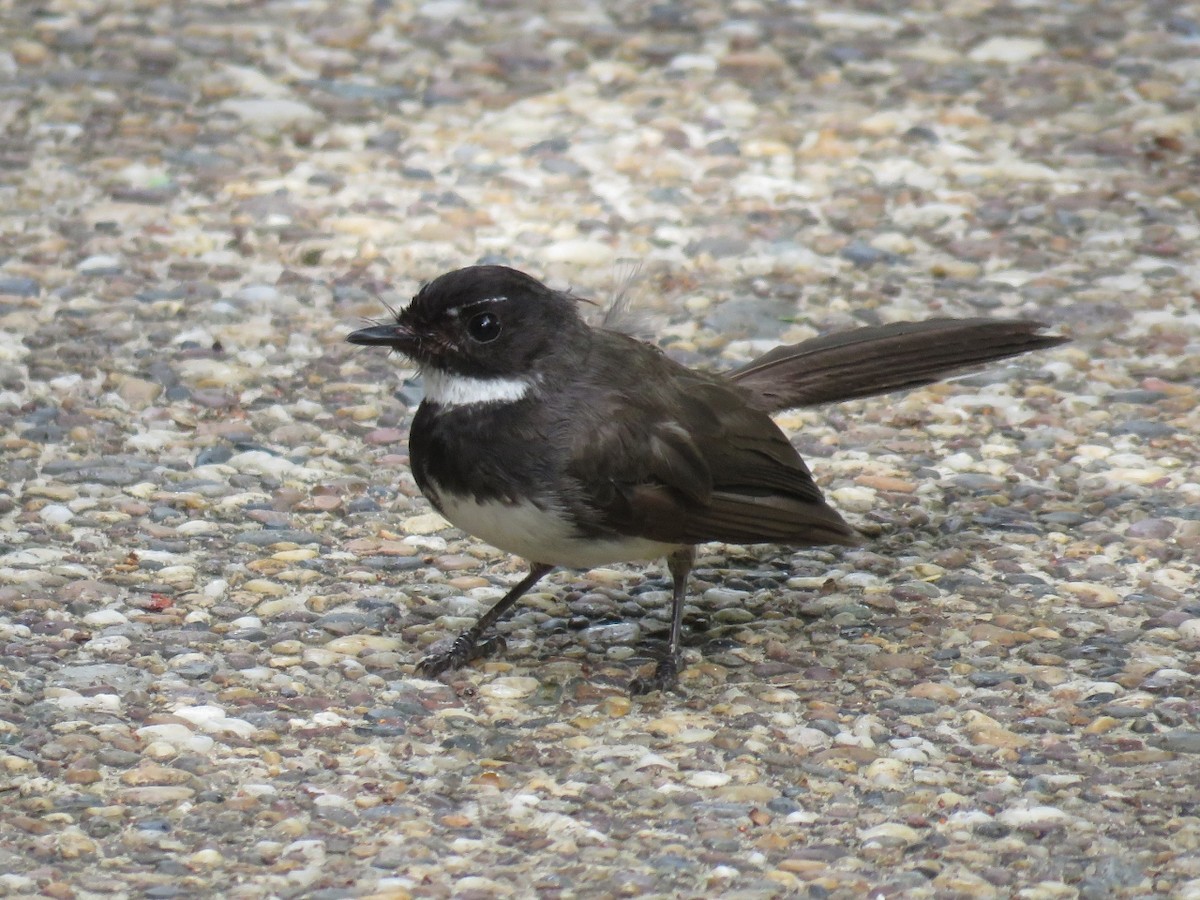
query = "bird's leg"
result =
(416, 562, 554, 677)
(630, 546, 695, 695)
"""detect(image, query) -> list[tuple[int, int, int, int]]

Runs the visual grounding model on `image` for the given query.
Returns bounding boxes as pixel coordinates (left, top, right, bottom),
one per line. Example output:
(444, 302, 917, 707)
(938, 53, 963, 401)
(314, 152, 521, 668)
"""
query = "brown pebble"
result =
(447, 576, 489, 590)
(11, 814, 52, 834)
(1126, 518, 1175, 539)
(868, 652, 930, 672)
(968, 624, 1031, 646)
(118, 786, 196, 804)
(1109, 749, 1175, 766)
(855, 475, 917, 493)
(720, 50, 787, 75)
(861, 589, 902, 614)
(909, 682, 960, 703)
(120, 763, 192, 786)
(749, 807, 773, 826)
(307, 494, 342, 511)
(115, 375, 163, 409)
(777, 859, 829, 877)
(812, 746, 879, 766)
(348, 538, 413, 556)
(365, 427, 406, 444)
(434, 554, 480, 571)
(12, 39, 49, 66)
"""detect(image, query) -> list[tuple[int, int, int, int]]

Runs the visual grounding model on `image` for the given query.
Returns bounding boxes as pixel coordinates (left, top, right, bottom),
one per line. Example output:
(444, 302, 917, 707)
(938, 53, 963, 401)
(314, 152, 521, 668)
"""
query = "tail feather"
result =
(726, 318, 1067, 413)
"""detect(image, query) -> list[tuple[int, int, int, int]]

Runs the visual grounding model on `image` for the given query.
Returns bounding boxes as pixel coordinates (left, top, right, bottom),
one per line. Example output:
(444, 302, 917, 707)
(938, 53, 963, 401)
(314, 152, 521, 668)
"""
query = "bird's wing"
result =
(564, 346, 859, 548)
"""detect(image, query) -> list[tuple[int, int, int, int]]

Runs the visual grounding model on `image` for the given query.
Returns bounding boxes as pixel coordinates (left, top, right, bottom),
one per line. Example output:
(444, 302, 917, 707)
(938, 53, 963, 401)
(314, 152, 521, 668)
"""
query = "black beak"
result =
(346, 323, 416, 350)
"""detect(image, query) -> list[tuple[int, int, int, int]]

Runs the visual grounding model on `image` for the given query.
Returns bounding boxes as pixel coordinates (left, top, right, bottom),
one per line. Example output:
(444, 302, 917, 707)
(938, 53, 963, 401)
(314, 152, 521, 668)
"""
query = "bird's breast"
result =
(408, 387, 679, 567)
(409, 398, 555, 504)
(431, 484, 678, 568)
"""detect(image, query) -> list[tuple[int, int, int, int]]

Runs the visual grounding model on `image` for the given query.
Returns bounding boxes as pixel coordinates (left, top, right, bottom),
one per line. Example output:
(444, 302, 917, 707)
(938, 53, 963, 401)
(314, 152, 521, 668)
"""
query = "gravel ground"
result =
(2, 1, 1199, 898)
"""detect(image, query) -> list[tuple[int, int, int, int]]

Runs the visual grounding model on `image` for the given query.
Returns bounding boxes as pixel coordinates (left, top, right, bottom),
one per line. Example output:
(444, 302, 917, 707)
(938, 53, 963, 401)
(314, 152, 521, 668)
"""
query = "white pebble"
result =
(401, 512, 448, 535)
(968, 36, 1046, 63)
(668, 53, 718, 72)
(998, 804, 1072, 830)
(864, 757, 907, 787)
(157, 565, 197, 586)
(542, 238, 614, 265)
(838, 572, 881, 589)
(443, 595, 484, 616)
(478, 676, 539, 699)
(226, 450, 308, 479)
(78, 254, 122, 273)
(892, 746, 930, 764)
(46, 691, 121, 713)
(1176, 620, 1200, 640)
(418, 0, 471, 20)
(83, 609, 129, 626)
(84, 635, 132, 654)
(143, 740, 179, 760)
(302, 648, 339, 667)
(234, 284, 281, 306)
(1, 548, 65, 566)
(634, 752, 676, 771)
(176, 521, 219, 536)
(687, 771, 732, 788)
(219, 98, 322, 132)
(829, 486, 876, 512)
(38, 504, 73, 525)
(860, 822, 921, 846)
(404, 535, 447, 551)
(175, 704, 257, 738)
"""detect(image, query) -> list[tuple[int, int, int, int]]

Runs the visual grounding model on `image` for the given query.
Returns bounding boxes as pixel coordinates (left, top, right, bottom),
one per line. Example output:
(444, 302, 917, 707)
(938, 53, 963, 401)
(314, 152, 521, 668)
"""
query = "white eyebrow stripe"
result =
(447, 295, 507, 317)
(421, 369, 533, 407)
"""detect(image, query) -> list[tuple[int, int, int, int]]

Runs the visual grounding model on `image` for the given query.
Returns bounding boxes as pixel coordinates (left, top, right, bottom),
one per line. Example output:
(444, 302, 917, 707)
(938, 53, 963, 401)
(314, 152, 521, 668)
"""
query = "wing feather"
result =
(563, 333, 858, 548)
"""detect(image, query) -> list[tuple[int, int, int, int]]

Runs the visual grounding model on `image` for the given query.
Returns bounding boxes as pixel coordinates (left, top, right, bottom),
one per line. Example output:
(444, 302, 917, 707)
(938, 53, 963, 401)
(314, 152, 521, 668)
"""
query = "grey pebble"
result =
(0, 276, 40, 296)
(880, 698, 940, 715)
(1157, 730, 1200, 754)
(1111, 419, 1177, 438)
(580, 621, 642, 646)
(841, 240, 900, 267)
(1126, 518, 1176, 539)
(3, 1, 1198, 896)
(49, 663, 152, 690)
(235, 529, 325, 546)
(360, 555, 424, 571)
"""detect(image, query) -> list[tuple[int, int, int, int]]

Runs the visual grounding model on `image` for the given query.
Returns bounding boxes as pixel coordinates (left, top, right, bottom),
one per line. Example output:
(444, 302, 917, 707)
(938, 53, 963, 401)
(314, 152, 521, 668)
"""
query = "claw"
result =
(629, 656, 680, 695)
(416, 631, 506, 677)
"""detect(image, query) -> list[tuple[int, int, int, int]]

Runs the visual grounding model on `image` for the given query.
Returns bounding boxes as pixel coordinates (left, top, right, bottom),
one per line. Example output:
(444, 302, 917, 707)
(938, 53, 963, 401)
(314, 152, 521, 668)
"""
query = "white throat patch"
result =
(422, 369, 534, 408)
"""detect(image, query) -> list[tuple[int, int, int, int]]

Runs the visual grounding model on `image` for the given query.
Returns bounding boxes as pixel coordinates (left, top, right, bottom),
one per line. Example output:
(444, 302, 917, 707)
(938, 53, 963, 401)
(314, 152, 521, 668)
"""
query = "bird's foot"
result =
(416, 632, 506, 677)
(629, 655, 681, 696)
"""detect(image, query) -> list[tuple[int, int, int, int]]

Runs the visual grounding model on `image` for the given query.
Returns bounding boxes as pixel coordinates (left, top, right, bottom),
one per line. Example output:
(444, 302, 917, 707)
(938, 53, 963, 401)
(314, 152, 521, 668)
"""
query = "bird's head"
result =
(347, 265, 584, 381)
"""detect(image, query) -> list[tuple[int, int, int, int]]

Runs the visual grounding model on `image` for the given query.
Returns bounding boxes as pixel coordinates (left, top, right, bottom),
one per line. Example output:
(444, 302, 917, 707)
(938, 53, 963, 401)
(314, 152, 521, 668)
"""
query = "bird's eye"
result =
(467, 311, 502, 343)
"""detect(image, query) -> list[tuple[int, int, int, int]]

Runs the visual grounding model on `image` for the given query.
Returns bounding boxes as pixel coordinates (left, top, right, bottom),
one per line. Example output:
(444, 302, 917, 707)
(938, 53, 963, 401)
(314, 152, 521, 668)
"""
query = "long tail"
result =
(726, 318, 1067, 413)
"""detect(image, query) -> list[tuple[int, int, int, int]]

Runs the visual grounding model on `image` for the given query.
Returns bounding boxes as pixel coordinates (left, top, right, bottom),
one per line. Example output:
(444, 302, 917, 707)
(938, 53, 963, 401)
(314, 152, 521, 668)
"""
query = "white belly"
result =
(434, 488, 678, 569)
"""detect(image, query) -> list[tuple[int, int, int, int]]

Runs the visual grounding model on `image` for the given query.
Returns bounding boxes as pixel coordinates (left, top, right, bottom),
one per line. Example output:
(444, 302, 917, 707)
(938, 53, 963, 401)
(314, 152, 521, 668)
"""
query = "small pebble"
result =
(1, 4, 1194, 897)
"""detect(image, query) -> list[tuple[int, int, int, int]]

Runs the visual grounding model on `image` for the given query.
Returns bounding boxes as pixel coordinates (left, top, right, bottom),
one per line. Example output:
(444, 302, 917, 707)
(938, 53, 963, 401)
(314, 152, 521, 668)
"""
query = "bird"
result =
(347, 265, 1066, 693)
